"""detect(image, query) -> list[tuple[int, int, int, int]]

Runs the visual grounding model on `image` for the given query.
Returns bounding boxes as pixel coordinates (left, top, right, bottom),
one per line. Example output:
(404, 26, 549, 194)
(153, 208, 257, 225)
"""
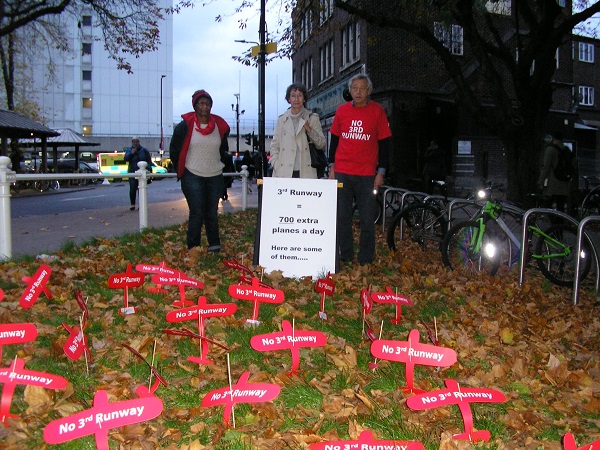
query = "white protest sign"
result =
(259, 177, 337, 278)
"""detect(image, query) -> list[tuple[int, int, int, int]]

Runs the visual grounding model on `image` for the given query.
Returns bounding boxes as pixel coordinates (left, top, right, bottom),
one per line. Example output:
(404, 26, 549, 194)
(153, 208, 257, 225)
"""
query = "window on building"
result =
(82, 97, 92, 119)
(556, 0, 565, 6)
(300, 9, 312, 43)
(81, 14, 92, 37)
(434, 22, 464, 56)
(82, 42, 92, 63)
(341, 22, 360, 67)
(485, 0, 511, 15)
(82, 125, 92, 136)
(301, 57, 313, 89)
(82, 70, 92, 90)
(579, 42, 594, 63)
(320, 39, 334, 81)
(579, 86, 594, 106)
(319, 0, 334, 25)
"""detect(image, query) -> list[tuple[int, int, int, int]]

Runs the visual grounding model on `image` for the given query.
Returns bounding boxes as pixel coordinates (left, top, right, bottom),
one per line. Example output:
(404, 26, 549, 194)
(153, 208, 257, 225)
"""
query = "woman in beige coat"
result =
(270, 83, 327, 178)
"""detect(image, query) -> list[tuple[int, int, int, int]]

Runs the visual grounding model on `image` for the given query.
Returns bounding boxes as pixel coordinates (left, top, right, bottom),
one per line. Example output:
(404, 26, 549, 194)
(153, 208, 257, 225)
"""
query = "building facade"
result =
(573, 36, 600, 179)
(19, 1, 174, 157)
(292, 0, 599, 194)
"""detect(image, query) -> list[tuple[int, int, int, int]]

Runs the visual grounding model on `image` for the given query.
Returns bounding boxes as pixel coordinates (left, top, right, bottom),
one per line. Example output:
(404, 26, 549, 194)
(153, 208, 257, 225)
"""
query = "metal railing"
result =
(0, 156, 249, 260)
(573, 215, 600, 305)
(519, 208, 600, 303)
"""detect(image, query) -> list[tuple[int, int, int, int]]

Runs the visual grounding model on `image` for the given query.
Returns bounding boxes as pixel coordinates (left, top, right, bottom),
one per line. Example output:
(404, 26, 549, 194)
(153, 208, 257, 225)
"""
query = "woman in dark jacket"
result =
(170, 89, 230, 252)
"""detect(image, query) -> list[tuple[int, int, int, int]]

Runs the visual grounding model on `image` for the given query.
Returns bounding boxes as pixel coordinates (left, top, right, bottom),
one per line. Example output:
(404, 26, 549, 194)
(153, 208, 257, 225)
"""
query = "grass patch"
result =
(0, 209, 596, 449)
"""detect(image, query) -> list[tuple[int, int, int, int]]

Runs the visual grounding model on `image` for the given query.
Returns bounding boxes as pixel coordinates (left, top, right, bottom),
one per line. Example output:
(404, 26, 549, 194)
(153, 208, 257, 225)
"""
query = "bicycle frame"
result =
(470, 200, 571, 265)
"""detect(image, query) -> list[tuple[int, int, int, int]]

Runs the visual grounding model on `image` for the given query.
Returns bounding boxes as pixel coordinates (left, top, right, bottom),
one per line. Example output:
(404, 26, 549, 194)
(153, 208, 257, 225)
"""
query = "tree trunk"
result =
(0, 34, 15, 110)
(504, 132, 543, 205)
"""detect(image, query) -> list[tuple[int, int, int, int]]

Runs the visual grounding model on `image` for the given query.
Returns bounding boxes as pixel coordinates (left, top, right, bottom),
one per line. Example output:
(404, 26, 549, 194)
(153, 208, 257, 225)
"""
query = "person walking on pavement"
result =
(169, 89, 230, 253)
(537, 131, 570, 213)
(270, 82, 326, 179)
(124, 137, 153, 210)
(328, 73, 392, 266)
(221, 151, 235, 201)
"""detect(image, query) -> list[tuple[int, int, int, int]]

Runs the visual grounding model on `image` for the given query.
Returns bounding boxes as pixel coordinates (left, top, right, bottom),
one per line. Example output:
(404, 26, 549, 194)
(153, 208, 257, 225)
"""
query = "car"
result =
(152, 164, 167, 174)
(46, 159, 101, 185)
(8, 162, 36, 173)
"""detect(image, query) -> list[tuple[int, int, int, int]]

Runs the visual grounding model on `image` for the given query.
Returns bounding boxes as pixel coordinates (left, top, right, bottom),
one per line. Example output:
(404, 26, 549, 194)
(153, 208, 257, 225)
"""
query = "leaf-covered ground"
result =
(0, 209, 598, 450)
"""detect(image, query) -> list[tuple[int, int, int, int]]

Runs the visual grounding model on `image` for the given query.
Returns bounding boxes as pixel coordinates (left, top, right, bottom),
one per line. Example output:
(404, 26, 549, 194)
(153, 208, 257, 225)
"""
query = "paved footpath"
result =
(9, 181, 259, 258)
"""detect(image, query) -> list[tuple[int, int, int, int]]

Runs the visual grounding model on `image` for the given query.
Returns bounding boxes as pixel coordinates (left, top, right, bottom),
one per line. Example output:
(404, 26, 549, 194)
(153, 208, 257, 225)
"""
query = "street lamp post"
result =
(258, 0, 267, 179)
(236, 0, 271, 265)
(160, 75, 166, 160)
(231, 94, 245, 155)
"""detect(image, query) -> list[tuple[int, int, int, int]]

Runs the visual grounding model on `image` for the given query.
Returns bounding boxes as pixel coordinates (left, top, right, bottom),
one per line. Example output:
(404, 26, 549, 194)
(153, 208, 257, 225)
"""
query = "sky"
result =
(171, 2, 293, 128)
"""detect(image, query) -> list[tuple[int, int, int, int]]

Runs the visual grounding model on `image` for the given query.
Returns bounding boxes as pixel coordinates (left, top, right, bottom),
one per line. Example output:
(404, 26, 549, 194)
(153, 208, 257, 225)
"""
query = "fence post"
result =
(137, 161, 149, 231)
(241, 165, 249, 212)
(0, 156, 15, 260)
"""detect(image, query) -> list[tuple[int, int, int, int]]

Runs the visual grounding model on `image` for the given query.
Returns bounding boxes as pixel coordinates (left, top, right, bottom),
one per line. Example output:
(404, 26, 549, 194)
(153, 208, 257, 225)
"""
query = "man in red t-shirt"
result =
(328, 74, 392, 265)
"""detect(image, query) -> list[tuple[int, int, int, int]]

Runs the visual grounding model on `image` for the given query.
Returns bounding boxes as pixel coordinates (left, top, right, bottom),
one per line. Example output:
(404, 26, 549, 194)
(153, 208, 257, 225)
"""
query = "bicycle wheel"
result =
(34, 180, 50, 192)
(387, 203, 447, 252)
(580, 186, 600, 218)
(441, 220, 501, 276)
(534, 223, 593, 287)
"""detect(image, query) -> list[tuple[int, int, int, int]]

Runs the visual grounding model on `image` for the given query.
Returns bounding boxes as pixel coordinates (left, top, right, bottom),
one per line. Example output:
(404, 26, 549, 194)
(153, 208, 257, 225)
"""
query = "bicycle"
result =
(375, 183, 404, 224)
(386, 195, 448, 252)
(577, 176, 600, 219)
(386, 181, 485, 253)
(440, 187, 594, 287)
(34, 179, 60, 192)
(351, 179, 404, 225)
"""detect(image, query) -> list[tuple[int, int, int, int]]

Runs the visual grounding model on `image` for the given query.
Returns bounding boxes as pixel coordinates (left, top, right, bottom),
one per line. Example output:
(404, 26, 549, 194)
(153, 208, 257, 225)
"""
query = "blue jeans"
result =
(336, 172, 377, 264)
(181, 170, 224, 249)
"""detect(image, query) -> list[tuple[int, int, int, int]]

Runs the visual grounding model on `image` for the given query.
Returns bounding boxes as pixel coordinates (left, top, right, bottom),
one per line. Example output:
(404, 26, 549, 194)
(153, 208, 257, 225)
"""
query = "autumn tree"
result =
(190, 0, 600, 200)
(0, 0, 165, 165)
(0, 0, 164, 72)
(0, 0, 164, 111)
(323, 0, 600, 201)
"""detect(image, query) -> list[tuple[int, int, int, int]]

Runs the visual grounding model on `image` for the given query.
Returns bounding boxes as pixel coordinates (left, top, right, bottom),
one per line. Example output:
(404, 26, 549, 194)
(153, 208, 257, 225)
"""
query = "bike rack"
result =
(395, 191, 430, 239)
(446, 199, 484, 232)
(380, 186, 410, 229)
(573, 215, 600, 305)
(422, 194, 447, 207)
(519, 209, 600, 300)
(401, 190, 428, 206)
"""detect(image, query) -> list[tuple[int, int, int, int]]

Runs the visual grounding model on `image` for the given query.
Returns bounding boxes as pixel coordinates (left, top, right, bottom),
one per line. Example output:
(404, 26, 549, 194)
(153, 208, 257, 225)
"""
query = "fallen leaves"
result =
(0, 212, 598, 449)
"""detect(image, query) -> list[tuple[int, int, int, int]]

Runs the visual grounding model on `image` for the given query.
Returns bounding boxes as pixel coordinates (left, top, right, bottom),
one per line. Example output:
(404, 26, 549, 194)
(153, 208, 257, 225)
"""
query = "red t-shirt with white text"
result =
(330, 101, 392, 176)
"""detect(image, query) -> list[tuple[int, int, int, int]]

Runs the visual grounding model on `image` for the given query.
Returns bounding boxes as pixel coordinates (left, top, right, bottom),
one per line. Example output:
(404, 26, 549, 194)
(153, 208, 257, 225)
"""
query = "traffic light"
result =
(252, 133, 258, 151)
(244, 133, 252, 146)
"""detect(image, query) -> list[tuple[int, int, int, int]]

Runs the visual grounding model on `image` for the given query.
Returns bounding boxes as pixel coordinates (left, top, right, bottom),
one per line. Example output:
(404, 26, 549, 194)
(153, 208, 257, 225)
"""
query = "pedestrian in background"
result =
(538, 131, 570, 213)
(170, 89, 230, 253)
(221, 151, 235, 201)
(328, 73, 392, 266)
(241, 150, 255, 181)
(270, 83, 326, 178)
(422, 139, 447, 194)
(124, 137, 153, 211)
